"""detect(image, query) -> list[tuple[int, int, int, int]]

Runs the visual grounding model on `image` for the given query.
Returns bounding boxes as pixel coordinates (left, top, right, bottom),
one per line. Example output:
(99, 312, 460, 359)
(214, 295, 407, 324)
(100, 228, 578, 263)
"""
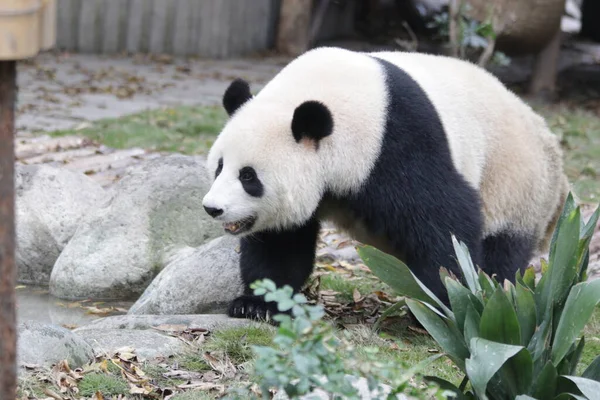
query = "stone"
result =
(17, 321, 95, 368)
(49, 155, 223, 300)
(128, 235, 243, 315)
(15, 164, 107, 285)
(74, 313, 256, 332)
(75, 329, 187, 360)
(73, 314, 264, 361)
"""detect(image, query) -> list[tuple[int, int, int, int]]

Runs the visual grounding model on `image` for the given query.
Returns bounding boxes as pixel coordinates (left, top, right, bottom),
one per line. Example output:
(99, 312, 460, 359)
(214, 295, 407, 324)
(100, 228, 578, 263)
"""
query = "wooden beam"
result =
(0, 59, 17, 400)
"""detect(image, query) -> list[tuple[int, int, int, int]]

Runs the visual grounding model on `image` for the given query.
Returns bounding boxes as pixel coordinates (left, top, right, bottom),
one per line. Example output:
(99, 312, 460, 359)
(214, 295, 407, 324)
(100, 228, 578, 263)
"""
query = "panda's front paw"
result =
(228, 295, 285, 322)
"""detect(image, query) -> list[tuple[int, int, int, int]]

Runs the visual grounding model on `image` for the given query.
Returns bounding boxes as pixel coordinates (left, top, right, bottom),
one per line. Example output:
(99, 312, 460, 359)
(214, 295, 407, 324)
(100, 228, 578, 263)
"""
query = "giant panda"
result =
(201, 46, 570, 320)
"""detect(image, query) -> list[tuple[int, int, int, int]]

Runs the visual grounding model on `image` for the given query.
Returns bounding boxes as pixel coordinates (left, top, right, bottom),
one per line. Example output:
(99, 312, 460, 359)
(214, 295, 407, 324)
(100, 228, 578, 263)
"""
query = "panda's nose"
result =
(204, 206, 223, 218)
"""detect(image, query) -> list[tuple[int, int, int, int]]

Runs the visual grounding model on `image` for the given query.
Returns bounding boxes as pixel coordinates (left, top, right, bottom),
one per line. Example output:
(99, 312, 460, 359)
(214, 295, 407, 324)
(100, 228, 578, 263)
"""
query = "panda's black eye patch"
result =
(239, 166, 263, 197)
(215, 158, 223, 178)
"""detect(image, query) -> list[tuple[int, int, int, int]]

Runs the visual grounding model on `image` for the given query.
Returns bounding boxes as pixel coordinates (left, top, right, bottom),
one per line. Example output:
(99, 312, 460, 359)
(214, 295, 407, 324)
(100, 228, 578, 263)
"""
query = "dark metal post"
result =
(0, 60, 17, 400)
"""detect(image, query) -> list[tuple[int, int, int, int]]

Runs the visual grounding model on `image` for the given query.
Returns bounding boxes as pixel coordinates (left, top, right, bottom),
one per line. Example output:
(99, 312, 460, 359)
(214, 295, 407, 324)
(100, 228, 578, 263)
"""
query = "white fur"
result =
(203, 47, 568, 252)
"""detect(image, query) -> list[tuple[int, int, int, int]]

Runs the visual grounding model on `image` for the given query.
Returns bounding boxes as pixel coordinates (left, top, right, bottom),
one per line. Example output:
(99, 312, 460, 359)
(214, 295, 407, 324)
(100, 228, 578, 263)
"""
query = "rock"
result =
(74, 313, 256, 332)
(49, 155, 223, 300)
(128, 235, 243, 315)
(15, 164, 107, 285)
(75, 329, 187, 360)
(17, 321, 95, 368)
(73, 314, 265, 361)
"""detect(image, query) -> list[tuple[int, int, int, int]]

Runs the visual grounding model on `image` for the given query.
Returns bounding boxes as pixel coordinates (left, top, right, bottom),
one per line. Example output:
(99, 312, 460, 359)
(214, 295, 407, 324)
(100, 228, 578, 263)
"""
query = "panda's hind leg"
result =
(481, 230, 536, 284)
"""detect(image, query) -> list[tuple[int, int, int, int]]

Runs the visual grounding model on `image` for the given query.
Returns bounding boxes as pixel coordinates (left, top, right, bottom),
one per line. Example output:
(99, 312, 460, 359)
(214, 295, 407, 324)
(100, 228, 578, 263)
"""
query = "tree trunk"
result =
(0, 60, 17, 400)
(529, 27, 561, 96)
(276, 0, 314, 56)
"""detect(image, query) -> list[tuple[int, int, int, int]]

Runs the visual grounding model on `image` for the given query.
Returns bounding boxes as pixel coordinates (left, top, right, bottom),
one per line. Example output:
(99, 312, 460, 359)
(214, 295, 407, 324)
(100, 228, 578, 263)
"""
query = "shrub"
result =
(357, 192, 600, 400)
(224, 280, 450, 399)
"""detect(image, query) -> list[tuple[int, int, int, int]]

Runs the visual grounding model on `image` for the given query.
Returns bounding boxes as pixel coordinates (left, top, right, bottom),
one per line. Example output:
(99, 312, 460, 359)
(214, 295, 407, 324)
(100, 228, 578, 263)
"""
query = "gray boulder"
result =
(128, 235, 243, 315)
(75, 329, 187, 361)
(74, 313, 256, 331)
(49, 155, 223, 300)
(17, 321, 95, 368)
(15, 164, 107, 285)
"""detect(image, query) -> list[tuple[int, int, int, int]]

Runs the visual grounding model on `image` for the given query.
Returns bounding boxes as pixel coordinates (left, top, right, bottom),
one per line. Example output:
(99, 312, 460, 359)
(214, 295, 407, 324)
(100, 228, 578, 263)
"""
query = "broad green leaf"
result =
(478, 269, 497, 297)
(582, 354, 600, 382)
(515, 396, 538, 400)
(523, 266, 537, 291)
(577, 206, 599, 281)
(465, 337, 527, 400)
(495, 343, 534, 397)
(515, 282, 537, 346)
(374, 300, 406, 330)
(531, 361, 558, 400)
(548, 192, 577, 258)
(452, 235, 481, 294)
(528, 307, 553, 373)
(479, 287, 521, 345)
(581, 205, 599, 240)
(463, 302, 481, 344)
(551, 279, 600, 365)
(565, 337, 586, 376)
(537, 206, 581, 319)
(560, 376, 600, 400)
(553, 394, 588, 400)
(357, 245, 452, 316)
(405, 298, 469, 371)
(424, 376, 467, 400)
(446, 277, 482, 334)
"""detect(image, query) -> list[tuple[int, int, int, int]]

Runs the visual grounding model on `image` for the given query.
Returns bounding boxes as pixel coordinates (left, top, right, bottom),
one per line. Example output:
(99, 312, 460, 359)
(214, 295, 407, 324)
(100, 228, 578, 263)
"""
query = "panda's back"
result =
(255, 47, 567, 245)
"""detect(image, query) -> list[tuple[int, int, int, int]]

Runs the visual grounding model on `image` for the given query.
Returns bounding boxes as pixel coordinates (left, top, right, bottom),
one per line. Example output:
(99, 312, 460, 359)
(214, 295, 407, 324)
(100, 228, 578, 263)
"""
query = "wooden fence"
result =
(55, 0, 281, 58)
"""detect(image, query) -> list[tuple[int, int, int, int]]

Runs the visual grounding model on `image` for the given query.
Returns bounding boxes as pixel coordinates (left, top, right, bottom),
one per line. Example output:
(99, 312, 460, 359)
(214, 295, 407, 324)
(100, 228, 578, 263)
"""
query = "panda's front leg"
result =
(228, 218, 321, 321)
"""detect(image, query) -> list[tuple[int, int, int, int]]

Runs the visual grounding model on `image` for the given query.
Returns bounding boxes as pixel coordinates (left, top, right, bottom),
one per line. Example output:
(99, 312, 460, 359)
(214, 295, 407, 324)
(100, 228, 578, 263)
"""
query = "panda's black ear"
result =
(223, 78, 253, 116)
(291, 101, 333, 146)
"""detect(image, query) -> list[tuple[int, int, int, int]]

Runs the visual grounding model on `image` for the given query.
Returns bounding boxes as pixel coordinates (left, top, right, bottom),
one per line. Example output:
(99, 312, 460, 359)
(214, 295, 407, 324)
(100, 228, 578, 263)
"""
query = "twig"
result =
(478, 36, 496, 67)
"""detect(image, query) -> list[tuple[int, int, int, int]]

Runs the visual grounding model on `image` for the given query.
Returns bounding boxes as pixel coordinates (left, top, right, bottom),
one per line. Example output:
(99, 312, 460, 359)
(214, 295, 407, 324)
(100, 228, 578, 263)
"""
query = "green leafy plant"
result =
(224, 280, 451, 400)
(358, 192, 600, 400)
(427, 1, 510, 67)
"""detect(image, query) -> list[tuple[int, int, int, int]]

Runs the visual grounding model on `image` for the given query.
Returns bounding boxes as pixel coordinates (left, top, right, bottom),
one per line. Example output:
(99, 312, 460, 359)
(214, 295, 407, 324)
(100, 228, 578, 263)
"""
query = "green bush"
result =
(358, 192, 600, 400)
(224, 280, 450, 399)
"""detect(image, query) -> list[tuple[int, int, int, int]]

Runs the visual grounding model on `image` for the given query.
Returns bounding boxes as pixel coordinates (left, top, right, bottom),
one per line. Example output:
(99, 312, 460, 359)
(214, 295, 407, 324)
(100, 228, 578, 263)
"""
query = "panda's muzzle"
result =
(223, 215, 256, 235)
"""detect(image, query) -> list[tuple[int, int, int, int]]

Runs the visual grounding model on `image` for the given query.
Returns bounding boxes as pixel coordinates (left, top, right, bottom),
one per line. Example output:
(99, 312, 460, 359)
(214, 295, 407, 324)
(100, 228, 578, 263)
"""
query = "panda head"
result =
(202, 78, 334, 236)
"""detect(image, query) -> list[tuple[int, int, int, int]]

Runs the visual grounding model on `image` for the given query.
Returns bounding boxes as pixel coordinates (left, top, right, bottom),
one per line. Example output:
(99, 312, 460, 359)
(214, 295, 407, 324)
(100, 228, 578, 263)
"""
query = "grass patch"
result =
(78, 373, 129, 397)
(203, 325, 276, 365)
(532, 101, 600, 202)
(343, 325, 464, 385)
(50, 105, 228, 155)
(319, 271, 390, 302)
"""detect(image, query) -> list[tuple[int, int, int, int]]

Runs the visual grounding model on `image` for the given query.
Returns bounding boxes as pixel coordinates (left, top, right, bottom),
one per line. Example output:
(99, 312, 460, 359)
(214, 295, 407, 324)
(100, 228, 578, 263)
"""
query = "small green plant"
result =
(224, 280, 451, 399)
(428, 1, 510, 67)
(358, 192, 600, 400)
(78, 372, 129, 397)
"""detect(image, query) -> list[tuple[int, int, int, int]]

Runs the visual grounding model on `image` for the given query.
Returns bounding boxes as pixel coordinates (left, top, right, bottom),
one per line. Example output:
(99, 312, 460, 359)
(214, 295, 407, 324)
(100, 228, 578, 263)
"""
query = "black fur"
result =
(291, 101, 334, 145)
(581, 0, 600, 42)
(215, 157, 223, 178)
(325, 56, 485, 303)
(228, 217, 321, 320)
(223, 78, 253, 116)
(482, 231, 535, 283)
(239, 166, 264, 197)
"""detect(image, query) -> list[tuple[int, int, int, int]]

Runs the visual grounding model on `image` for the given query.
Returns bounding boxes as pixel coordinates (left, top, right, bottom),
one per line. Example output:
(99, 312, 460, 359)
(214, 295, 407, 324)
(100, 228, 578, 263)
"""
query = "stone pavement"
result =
(14, 51, 289, 186)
